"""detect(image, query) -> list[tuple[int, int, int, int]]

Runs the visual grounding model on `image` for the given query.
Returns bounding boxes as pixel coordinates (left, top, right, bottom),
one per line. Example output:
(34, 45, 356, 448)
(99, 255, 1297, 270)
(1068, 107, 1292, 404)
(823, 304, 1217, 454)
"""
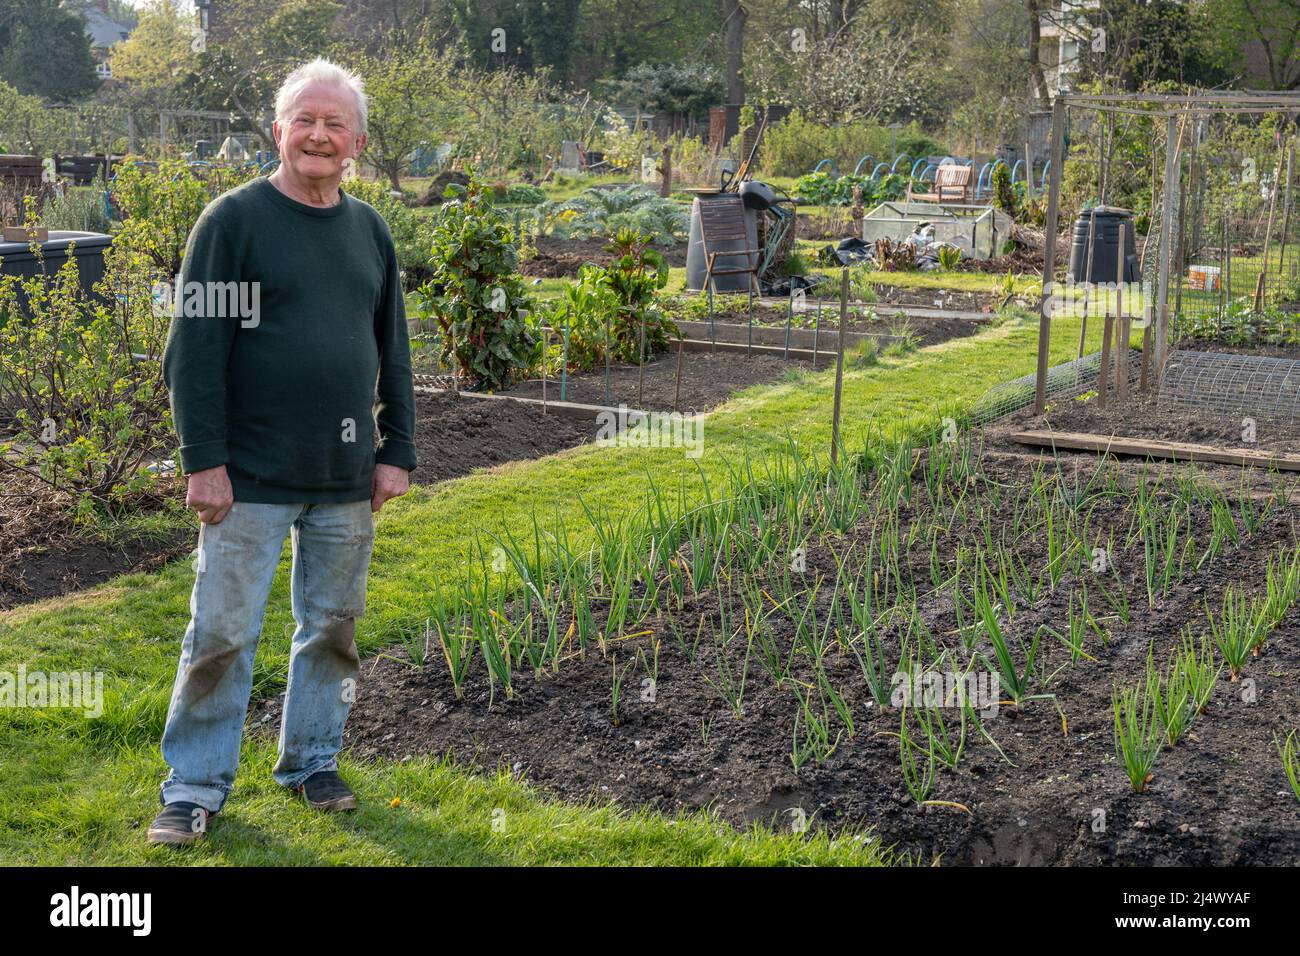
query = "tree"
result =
(108, 0, 199, 110)
(1211, 0, 1300, 88)
(719, 0, 747, 104)
(601, 62, 723, 118)
(343, 35, 457, 189)
(0, 0, 99, 102)
(183, 0, 345, 148)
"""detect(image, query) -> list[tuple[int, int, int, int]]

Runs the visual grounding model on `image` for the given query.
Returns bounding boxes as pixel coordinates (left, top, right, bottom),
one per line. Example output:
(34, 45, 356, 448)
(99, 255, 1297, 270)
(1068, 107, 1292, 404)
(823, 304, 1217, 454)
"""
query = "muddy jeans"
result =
(158, 499, 375, 812)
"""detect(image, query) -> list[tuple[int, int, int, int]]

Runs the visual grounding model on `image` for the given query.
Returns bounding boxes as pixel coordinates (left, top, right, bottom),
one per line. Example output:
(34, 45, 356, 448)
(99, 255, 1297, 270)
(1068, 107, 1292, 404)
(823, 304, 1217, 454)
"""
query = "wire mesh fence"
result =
(970, 349, 1142, 425)
(1160, 349, 1300, 425)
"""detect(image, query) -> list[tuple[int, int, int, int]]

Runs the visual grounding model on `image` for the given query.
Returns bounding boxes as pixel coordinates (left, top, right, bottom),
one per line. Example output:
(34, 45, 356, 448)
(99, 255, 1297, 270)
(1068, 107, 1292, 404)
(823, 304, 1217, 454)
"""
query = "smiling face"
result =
(273, 81, 367, 188)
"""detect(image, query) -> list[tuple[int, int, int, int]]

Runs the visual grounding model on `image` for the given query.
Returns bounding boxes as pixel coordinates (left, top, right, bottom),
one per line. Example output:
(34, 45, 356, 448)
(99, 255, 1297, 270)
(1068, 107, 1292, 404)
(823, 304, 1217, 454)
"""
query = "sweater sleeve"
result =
(373, 228, 418, 471)
(161, 203, 240, 475)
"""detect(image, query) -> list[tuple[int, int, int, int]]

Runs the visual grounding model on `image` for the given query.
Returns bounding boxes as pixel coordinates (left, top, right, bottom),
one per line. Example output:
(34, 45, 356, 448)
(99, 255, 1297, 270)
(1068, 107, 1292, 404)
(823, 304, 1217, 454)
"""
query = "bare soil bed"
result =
(0, 392, 598, 612)
(0, 472, 193, 612)
(500, 350, 814, 411)
(994, 391, 1300, 459)
(685, 300, 988, 348)
(519, 236, 688, 278)
(251, 434, 1300, 865)
(409, 390, 599, 484)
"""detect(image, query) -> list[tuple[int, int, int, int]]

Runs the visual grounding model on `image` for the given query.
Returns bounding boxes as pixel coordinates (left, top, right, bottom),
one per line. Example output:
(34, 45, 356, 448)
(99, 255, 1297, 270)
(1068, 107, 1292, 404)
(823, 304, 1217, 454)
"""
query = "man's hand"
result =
(186, 465, 234, 525)
(371, 463, 410, 513)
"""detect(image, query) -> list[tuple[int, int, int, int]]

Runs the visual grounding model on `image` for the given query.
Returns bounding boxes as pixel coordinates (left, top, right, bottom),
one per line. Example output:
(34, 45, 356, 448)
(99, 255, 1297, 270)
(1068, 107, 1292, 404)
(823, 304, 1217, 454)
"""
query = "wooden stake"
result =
(1261, 145, 1284, 300)
(1035, 97, 1066, 415)
(541, 325, 549, 413)
(1116, 222, 1130, 403)
(1278, 140, 1295, 278)
(1078, 205, 1099, 360)
(831, 269, 847, 466)
(674, 335, 684, 412)
(637, 313, 647, 408)
(1154, 114, 1184, 392)
(1098, 311, 1114, 409)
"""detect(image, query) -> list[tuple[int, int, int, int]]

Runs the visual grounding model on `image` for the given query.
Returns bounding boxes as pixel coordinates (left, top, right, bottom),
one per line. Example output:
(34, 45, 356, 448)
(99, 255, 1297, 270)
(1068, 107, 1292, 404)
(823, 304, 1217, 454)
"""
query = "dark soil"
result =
(519, 236, 688, 278)
(409, 389, 598, 483)
(1173, 337, 1300, 362)
(500, 349, 813, 411)
(996, 390, 1300, 458)
(250, 437, 1300, 865)
(0, 472, 194, 612)
(0, 391, 603, 612)
(681, 300, 988, 348)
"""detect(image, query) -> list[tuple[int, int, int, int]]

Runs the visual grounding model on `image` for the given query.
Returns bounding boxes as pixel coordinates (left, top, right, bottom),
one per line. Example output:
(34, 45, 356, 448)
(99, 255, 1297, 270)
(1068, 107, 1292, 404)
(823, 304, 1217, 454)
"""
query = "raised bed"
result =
(251, 425, 1300, 865)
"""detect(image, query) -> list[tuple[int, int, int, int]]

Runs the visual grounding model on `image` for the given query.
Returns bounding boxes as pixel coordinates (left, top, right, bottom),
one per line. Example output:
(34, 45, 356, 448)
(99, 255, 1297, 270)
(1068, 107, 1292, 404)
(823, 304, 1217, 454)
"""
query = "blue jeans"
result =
(158, 499, 375, 812)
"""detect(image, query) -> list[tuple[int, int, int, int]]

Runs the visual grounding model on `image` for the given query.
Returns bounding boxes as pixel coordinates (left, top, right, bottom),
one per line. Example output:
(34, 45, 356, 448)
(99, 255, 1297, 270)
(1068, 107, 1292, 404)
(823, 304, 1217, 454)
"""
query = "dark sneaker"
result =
(147, 801, 214, 845)
(297, 770, 357, 811)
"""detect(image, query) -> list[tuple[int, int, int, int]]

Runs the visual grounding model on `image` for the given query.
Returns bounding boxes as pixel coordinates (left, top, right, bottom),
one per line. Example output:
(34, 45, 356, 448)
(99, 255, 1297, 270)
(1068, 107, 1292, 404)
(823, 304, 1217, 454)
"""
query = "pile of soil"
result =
(409, 390, 598, 484)
(417, 170, 471, 207)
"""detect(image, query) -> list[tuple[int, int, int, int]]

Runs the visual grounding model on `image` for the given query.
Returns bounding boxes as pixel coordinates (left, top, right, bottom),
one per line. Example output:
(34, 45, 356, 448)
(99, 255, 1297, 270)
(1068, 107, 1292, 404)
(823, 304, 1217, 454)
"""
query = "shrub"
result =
(110, 160, 258, 277)
(531, 231, 677, 373)
(992, 163, 1017, 218)
(416, 177, 536, 390)
(601, 228, 677, 361)
(760, 112, 945, 178)
(41, 182, 113, 234)
(791, 171, 910, 207)
(502, 183, 546, 205)
(0, 235, 173, 512)
(533, 265, 618, 373)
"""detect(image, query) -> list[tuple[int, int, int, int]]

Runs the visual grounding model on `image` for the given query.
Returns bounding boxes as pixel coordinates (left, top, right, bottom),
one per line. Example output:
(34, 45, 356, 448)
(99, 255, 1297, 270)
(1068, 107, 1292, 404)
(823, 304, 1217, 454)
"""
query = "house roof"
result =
(83, 9, 132, 50)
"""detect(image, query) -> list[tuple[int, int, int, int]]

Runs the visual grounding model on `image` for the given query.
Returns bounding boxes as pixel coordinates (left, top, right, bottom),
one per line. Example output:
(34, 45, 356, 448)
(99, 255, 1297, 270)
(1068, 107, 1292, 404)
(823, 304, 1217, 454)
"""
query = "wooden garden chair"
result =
(907, 164, 972, 204)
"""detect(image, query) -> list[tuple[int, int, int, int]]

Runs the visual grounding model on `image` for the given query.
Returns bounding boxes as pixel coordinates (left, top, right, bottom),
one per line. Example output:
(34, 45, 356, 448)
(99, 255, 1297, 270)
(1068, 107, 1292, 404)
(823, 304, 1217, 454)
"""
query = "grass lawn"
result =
(0, 305, 1099, 865)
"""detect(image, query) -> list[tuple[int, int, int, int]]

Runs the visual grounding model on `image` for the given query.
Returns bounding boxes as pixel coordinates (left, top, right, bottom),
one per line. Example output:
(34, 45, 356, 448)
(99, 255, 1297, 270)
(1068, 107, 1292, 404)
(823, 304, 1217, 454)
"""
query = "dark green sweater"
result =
(162, 177, 417, 503)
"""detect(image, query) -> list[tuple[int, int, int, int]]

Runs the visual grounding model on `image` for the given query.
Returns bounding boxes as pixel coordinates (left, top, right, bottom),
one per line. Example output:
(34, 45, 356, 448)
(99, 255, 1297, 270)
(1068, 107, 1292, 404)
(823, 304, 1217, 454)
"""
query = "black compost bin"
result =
(1067, 206, 1139, 284)
(0, 230, 113, 300)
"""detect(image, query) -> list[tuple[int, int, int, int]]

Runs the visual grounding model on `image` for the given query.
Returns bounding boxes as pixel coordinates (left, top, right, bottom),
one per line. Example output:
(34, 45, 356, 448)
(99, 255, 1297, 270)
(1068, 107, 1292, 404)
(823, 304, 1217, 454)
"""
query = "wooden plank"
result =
(1011, 429, 1300, 472)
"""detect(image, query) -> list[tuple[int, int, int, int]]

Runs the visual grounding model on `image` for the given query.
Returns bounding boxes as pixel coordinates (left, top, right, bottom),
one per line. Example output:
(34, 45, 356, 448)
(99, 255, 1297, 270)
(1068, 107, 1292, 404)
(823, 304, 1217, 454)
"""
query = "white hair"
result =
(275, 58, 368, 133)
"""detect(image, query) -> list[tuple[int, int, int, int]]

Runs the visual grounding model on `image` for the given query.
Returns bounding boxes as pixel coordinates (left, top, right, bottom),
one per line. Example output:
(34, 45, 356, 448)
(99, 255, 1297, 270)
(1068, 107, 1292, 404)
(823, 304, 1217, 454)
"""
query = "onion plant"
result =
(1277, 730, 1300, 806)
(898, 706, 937, 804)
(1112, 680, 1162, 793)
(973, 574, 1042, 707)
(1206, 586, 1265, 681)
(791, 683, 840, 772)
(1174, 626, 1219, 717)
(1146, 645, 1193, 748)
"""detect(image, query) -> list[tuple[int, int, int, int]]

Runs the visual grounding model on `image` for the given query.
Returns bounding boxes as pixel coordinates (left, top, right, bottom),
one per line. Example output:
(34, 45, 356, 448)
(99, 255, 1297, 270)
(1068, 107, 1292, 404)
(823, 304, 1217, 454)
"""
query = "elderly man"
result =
(147, 59, 416, 845)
